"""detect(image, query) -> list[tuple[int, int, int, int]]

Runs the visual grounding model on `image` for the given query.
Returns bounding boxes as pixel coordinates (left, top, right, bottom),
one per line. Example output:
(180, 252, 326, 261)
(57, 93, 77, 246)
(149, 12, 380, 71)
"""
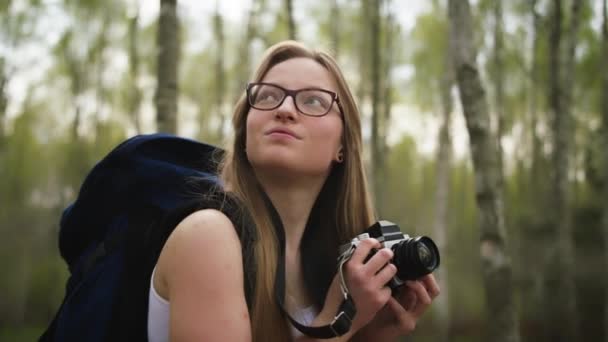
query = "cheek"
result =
(308, 121, 343, 159)
(245, 111, 262, 149)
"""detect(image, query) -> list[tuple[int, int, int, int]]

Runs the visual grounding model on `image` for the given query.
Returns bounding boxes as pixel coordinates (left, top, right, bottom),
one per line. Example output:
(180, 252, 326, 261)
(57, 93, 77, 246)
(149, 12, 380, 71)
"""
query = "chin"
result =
(251, 156, 332, 180)
(250, 153, 299, 173)
(248, 147, 333, 177)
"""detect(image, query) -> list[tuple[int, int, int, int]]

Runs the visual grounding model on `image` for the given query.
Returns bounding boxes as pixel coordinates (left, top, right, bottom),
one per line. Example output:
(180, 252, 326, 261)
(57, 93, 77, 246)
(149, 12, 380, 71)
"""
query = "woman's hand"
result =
(353, 274, 440, 341)
(342, 238, 399, 332)
(313, 238, 398, 340)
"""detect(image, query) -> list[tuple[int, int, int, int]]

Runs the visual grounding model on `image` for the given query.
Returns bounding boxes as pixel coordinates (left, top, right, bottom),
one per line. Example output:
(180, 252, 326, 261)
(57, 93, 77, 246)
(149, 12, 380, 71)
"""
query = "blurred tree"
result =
(430, 50, 453, 342)
(0, 97, 37, 325)
(501, 2, 552, 338)
(0, 56, 6, 140)
(408, 3, 453, 339)
(601, 0, 608, 339)
(370, 0, 383, 208)
(330, 0, 339, 56)
(434, 35, 454, 342)
(357, 0, 370, 104)
(529, 0, 544, 199)
(285, 0, 296, 40)
(55, 29, 85, 140)
(492, 0, 505, 178)
(378, 0, 397, 219)
(0, 0, 38, 142)
(232, 0, 264, 105)
(544, 0, 584, 340)
(91, 10, 111, 138)
(127, 0, 142, 133)
(51, 0, 123, 141)
(155, 0, 179, 134)
(448, 0, 520, 341)
(213, 0, 226, 143)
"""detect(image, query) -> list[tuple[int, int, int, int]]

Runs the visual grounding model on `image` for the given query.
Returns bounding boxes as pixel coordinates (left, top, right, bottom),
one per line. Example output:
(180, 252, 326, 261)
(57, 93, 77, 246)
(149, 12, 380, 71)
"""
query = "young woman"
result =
(148, 40, 439, 341)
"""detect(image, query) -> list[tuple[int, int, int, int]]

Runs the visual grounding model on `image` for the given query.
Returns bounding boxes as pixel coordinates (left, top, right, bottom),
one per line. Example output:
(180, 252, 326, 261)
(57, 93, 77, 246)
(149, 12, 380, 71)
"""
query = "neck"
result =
(256, 171, 327, 253)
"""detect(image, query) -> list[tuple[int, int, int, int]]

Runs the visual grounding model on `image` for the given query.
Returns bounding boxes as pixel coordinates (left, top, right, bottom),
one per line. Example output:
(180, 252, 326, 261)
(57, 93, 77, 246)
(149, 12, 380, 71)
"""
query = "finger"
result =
(399, 289, 418, 312)
(348, 238, 381, 264)
(419, 274, 441, 299)
(372, 262, 397, 288)
(364, 248, 394, 275)
(369, 286, 394, 312)
(386, 297, 417, 333)
(405, 280, 432, 317)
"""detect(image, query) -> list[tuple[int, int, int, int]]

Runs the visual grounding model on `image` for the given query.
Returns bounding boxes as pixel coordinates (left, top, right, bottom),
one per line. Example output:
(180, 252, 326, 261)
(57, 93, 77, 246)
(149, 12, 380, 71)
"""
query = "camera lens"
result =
(391, 236, 440, 281)
(417, 243, 434, 268)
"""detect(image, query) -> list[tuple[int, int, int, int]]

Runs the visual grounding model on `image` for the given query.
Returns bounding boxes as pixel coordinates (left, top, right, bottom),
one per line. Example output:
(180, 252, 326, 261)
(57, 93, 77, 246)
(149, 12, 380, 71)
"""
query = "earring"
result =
(336, 151, 344, 163)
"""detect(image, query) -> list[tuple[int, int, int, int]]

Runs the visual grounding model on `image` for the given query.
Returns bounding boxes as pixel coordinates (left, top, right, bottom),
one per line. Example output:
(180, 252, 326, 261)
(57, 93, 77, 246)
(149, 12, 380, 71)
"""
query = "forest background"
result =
(1, 0, 607, 341)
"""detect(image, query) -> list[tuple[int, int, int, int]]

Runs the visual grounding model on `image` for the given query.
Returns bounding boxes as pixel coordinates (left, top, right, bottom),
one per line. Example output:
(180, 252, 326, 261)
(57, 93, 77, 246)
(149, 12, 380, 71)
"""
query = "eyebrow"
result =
(259, 81, 336, 92)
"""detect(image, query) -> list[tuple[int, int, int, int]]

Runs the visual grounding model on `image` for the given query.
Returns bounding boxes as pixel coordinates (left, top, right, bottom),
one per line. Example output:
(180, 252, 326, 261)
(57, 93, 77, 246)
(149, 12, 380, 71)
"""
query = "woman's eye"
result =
(258, 92, 280, 103)
(304, 96, 324, 107)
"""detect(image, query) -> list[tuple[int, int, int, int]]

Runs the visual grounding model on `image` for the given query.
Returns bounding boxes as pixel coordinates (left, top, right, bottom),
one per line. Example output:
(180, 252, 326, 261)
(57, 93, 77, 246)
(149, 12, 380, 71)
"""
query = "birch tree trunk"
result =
(370, 0, 383, 210)
(518, 0, 548, 333)
(213, 2, 225, 143)
(285, 0, 296, 40)
(600, 0, 608, 339)
(448, 0, 519, 341)
(155, 0, 179, 134)
(128, 4, 142, 133)
(544, 1, 582, 340)
(433, 49, 453, 342)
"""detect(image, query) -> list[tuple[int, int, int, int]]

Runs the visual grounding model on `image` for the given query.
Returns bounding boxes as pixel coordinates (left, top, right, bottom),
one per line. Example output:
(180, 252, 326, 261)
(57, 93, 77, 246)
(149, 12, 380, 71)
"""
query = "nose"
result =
(274, 94, 298, 121)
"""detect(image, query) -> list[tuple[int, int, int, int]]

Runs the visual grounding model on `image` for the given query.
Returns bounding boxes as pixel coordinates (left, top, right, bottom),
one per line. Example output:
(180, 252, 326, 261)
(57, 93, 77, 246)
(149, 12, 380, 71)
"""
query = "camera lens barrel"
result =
(392, 236, 440, 281)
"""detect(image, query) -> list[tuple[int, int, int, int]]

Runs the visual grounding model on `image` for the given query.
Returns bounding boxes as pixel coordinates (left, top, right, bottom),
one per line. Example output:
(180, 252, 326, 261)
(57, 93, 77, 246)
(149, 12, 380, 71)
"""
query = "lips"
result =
(265, 127, 301, 139)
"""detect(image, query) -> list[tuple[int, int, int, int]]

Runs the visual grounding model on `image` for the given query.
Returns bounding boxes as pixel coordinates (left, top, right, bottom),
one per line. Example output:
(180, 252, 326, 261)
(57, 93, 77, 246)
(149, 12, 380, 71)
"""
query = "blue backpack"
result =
(39, 133, 256, 342)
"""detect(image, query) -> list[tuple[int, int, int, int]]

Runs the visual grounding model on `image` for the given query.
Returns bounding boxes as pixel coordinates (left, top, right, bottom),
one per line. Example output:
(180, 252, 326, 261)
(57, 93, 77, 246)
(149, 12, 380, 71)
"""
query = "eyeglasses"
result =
(246, 82, 343, 117)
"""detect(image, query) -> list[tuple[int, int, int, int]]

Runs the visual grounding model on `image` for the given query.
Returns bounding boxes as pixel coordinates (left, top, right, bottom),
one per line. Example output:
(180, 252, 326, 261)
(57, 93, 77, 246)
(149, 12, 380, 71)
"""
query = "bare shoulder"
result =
(155, 209, 243, 297)
(175, 208, 238, 237)
(155, 208, 252, 340)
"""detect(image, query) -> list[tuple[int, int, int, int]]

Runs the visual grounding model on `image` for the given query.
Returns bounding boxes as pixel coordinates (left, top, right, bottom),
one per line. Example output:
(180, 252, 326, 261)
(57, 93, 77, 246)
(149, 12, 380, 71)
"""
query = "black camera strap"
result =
(266, 195, 357, 339)
(275, 244, 357, 338)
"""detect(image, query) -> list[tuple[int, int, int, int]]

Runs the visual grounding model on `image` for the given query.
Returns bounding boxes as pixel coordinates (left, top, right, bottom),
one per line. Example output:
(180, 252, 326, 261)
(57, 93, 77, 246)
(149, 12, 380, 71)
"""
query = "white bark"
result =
(448, 0, 519, 341)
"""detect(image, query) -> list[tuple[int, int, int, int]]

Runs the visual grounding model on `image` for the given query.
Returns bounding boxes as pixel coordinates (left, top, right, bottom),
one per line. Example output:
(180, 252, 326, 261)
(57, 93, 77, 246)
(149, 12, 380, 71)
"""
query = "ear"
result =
(335, 146, 344, 163)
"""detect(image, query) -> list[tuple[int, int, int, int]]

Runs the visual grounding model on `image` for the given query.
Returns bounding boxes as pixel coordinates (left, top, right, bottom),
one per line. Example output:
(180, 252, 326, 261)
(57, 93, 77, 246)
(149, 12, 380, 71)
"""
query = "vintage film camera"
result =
(339, 220, 440, 290)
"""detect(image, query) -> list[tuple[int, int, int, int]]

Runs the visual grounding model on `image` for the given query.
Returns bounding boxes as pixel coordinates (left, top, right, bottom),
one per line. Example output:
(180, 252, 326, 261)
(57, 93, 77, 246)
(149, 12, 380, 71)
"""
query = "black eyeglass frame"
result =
(246, 82, 344, 117)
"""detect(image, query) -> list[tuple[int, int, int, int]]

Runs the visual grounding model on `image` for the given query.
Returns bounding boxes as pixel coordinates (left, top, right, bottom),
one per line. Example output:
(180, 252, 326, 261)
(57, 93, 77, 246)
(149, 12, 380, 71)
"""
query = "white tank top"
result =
(147, 268, 170, 342)
(147, 267, 318, 341)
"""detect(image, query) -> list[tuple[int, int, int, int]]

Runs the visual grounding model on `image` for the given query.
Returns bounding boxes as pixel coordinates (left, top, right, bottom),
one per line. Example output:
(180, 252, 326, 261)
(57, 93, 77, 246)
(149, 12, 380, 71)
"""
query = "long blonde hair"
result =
(219, 40, 375, 341)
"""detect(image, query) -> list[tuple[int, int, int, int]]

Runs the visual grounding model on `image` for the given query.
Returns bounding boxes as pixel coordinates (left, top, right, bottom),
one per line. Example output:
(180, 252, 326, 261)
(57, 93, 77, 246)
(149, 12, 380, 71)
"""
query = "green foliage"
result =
(408, 9, 448, 111)
(0, 325, 44, 342)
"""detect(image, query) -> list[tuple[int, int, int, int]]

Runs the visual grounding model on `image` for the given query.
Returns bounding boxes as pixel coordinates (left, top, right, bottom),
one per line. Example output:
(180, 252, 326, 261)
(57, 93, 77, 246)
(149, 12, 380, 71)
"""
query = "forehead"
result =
(262, 57, 337, 91)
